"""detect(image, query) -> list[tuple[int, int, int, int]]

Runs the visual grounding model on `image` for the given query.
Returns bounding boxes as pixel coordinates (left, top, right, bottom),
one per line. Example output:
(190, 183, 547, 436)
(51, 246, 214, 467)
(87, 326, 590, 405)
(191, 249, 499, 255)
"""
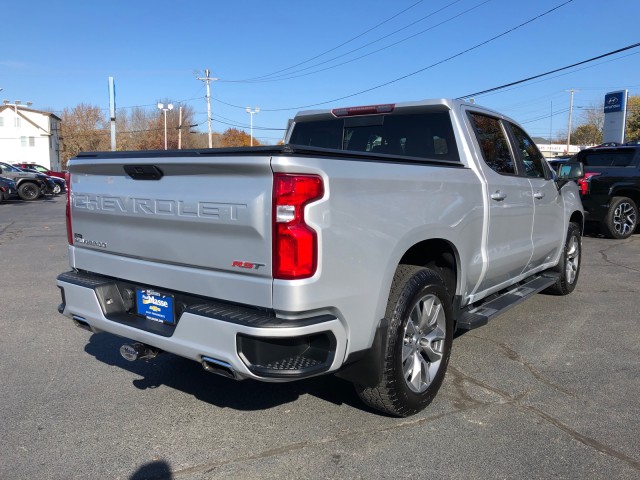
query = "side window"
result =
(510, 123, 546, 178)
(468, 113, 515, 175)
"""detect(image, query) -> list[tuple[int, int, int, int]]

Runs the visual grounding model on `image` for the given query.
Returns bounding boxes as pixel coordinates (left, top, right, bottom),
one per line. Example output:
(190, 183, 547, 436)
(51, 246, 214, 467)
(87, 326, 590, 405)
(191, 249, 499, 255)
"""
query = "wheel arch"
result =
(570, 210, 585, 234)
(609, 186, 640, 206)
(337, 238, 460, 388)
(398, 238, 459, 302)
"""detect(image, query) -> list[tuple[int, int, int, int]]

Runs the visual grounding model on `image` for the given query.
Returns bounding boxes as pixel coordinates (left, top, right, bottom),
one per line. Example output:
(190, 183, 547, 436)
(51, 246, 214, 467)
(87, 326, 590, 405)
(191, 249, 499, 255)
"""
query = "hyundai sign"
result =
(602, 90, 628, 143)
(604, 91, 624, 113)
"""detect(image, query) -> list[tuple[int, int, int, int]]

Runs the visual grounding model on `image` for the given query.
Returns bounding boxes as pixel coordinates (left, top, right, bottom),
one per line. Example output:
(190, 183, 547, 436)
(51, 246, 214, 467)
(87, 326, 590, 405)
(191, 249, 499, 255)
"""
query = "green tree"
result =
(625, 95, 640, 142)
(571, 124, 602, 146)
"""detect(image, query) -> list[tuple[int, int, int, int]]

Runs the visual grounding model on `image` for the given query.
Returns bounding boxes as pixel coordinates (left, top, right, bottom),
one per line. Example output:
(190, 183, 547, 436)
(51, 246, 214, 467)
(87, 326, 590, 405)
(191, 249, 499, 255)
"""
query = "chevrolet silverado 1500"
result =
(57, 99, 584, 416)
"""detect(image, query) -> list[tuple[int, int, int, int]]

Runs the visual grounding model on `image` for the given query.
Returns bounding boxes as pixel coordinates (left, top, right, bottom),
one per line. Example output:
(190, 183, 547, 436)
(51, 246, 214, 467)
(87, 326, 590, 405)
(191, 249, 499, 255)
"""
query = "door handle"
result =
(491, 191, 507, 201)
(533, 191, 545, 199)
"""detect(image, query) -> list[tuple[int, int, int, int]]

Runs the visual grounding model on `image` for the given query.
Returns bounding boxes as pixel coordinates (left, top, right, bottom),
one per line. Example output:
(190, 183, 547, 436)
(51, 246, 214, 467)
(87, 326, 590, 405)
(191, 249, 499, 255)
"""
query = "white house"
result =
(0, 103, 62, 170)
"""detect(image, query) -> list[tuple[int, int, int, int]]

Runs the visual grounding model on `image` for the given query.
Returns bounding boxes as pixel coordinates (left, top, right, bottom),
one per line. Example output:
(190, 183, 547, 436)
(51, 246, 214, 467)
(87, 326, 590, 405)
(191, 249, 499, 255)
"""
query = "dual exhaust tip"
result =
(118, 342, 236, 380)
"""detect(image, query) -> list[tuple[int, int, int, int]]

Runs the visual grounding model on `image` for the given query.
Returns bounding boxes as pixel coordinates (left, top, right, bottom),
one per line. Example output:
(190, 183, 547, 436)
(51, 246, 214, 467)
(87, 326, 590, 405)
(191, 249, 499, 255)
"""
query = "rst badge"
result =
(232, 261, 266, 270)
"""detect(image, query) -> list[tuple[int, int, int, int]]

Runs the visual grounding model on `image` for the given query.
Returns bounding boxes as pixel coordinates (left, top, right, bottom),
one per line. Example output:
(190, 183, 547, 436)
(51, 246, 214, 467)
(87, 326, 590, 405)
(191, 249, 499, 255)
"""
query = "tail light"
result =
(577, 172, 600, 195)
(331, 104, 395, 117)
(65, 171, 73, 244)
(273, 174, 324, 280)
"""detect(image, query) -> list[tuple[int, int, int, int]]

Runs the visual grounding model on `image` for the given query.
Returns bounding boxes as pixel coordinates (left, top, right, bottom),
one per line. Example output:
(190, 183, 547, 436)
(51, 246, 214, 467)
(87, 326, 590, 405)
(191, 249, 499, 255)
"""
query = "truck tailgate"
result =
(68, 154, 273, 308)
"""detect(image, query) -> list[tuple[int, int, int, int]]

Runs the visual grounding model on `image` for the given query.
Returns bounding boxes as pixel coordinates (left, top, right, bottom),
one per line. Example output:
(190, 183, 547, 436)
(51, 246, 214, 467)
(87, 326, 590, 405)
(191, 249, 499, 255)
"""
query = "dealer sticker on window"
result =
(136, 289, 175, 325)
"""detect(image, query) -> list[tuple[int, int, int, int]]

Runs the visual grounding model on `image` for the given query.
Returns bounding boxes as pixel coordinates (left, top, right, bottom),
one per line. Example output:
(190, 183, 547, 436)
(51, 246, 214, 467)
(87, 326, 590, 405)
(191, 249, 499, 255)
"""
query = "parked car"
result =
(547, 156, 573, 174)
(0, 162, 53, 200)
(18, 167, 66, 194)
(573, 144, 640, 238)
(0, 176, 18, 201)
(47, 176, 66, 195)
(14, 162, 66, 179)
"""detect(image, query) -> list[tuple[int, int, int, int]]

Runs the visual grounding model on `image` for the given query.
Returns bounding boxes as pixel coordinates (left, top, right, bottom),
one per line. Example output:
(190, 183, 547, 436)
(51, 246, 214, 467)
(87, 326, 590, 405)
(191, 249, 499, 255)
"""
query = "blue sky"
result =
(2, 0, 639, 143)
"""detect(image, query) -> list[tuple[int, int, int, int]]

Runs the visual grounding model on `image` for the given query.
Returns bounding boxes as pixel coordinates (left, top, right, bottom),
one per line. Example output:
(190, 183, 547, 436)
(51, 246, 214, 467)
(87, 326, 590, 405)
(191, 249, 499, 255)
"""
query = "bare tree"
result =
(219, 128, 260, 147)
(60, 104, 109, 167)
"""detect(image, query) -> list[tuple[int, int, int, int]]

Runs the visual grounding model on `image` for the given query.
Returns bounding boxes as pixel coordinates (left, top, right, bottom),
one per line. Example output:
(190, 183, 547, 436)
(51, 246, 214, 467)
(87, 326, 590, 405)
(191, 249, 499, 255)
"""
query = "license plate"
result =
(136, 289, 175, 325)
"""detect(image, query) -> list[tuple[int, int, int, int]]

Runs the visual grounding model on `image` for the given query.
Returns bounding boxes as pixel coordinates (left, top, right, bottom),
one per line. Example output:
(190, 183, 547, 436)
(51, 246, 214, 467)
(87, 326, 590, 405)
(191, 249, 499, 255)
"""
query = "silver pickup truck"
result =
(57, 99, 584, 417)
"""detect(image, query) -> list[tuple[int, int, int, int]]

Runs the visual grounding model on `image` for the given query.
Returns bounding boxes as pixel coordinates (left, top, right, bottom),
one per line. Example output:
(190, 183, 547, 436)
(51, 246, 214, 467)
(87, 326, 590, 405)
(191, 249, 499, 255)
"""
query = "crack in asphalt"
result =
(465, 334, 577, 397)
(448, 366, 640, 472)
(170, 351, 639, 478)
(0, 220, 15, 236)
(172, 404, 483, 478)
(598, 242, 640, 273)
(0, 221, 17, 244)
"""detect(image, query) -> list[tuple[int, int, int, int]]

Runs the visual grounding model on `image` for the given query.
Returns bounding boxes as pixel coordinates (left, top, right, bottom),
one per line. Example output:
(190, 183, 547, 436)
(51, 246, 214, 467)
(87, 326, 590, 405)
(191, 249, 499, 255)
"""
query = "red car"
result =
(14, 163, 66, 179)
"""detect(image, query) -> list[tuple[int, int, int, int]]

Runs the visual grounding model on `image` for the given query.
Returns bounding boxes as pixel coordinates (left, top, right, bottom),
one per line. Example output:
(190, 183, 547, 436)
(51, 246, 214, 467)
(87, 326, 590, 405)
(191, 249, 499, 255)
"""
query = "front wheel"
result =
(52, 184, 62, 195)
(356, 266, 453, 417)
(601, 196, 637, 239)
(17, 182, 40, 201)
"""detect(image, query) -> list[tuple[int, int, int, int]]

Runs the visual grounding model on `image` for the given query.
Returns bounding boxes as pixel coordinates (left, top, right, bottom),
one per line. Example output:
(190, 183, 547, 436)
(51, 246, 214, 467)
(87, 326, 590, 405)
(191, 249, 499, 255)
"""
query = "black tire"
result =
(544, 222, 581, 295)
(355, 265, 453, 417)
(601, 196, 637, 239)
(17, 182, 40, 201)
(52, 184, 62, 195)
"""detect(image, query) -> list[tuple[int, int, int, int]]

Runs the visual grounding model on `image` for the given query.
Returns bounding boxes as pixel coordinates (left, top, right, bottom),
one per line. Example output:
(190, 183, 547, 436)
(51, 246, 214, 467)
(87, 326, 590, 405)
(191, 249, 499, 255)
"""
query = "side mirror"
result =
(556, 162, 583, 189)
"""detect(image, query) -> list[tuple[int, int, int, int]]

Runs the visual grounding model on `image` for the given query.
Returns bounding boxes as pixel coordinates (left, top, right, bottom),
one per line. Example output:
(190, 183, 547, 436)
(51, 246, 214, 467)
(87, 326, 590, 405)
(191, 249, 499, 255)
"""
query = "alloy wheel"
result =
(565, 234, 579, 284)
(613, 202, 636, 237)
(402, 294, 446, 393)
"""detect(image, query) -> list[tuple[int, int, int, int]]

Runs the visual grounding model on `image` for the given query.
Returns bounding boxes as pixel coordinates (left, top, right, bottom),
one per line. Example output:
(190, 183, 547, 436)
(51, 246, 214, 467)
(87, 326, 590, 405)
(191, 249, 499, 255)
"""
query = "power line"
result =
(210, 115, 286, 131)
(475, 51, 640, 99)
(244, 0, 426, 81)
(225, 0, 473, 83)
(458, 41, 640, 99)
(519, 107, 570, 125)
(215, 0, 574, 112)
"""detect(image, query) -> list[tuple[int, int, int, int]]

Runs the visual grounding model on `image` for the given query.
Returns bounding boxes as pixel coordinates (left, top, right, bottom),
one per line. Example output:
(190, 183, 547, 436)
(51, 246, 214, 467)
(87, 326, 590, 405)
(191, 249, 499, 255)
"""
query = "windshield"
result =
(0, 163, 22, 172)
(579, 150, 636, 167)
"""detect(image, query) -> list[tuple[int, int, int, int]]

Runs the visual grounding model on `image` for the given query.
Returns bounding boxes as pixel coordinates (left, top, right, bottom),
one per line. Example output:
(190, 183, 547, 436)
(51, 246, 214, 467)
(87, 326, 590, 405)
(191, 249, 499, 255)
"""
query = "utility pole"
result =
(550, 101, 553, 146)
(157, 103, 174, 150)
(196, 68, 218, 148)
(178, 106, 183, 150)
(109, 77, 116, 151)
(246, 107, 260, 146)
(566, 89, 576, 154)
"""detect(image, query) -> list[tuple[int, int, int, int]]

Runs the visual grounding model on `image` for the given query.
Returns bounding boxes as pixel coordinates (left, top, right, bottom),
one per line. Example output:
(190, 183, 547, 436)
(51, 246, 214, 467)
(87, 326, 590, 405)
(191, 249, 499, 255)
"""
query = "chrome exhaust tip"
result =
(72, 315, 93, 332)
(201, 356, 237, 379)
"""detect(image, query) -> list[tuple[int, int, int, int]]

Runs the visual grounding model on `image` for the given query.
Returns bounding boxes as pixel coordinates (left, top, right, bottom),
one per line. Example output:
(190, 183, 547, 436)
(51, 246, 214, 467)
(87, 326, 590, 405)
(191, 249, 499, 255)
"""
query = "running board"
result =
(456, 273, 559, 330)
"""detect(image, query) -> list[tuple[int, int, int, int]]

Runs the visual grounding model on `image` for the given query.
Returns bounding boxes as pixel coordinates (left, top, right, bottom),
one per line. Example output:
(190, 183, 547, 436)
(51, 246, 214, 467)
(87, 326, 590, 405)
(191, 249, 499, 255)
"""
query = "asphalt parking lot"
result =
(1, 196, 639, 480)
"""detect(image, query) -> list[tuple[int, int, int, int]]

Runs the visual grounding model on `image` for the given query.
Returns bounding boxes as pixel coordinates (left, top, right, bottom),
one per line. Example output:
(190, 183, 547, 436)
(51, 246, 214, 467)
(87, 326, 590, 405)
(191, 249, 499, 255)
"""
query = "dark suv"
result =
(0, 162, 53, 201)
(574, 145, 640, 239)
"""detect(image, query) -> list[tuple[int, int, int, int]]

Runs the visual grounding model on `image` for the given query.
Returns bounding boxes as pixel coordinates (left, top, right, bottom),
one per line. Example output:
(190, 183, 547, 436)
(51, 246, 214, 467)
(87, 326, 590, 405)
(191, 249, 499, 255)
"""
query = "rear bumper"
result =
(57, 271, 347, 381)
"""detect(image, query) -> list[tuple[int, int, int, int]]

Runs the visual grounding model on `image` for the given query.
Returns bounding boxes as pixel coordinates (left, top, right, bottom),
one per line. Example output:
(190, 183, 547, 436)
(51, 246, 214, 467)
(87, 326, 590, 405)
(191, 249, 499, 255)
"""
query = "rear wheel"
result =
(601, 196, 637, 239)
(355, 265, 453, 417)
(17, 182, 40, 201)
(545, 222, 581, 295)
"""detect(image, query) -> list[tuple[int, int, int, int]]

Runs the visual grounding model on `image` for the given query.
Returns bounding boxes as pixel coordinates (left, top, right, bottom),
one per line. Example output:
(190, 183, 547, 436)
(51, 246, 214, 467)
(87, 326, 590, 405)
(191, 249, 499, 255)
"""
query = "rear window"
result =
(579, 150, 636, 167)
(289, 112, 459, 161)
